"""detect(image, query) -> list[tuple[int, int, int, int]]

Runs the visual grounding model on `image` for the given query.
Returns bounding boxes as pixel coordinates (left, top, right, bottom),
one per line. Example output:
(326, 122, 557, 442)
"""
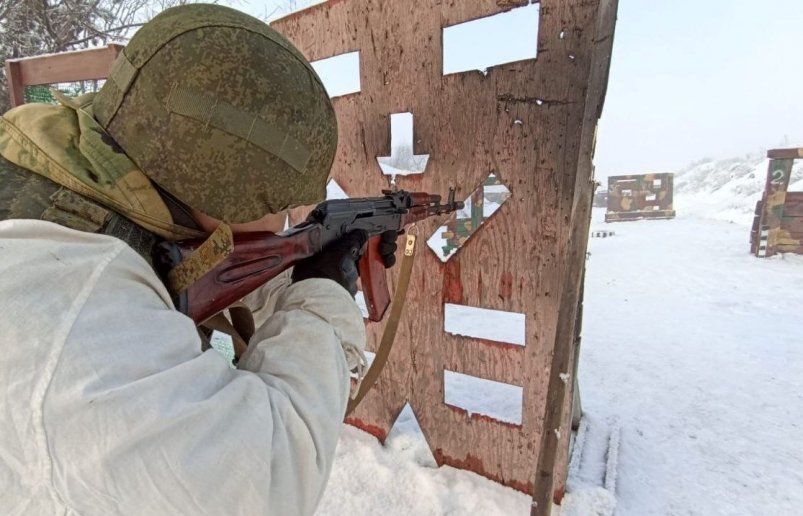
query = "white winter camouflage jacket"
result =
(0, 219, 365, 515)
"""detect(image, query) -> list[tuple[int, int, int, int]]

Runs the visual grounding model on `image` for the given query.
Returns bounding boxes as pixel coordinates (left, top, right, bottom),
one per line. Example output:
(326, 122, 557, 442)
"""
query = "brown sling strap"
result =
(346, 234, 417, 415)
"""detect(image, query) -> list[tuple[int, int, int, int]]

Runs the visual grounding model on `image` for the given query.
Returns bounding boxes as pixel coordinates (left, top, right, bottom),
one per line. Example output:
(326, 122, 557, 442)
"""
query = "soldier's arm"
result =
(44, 244, 361, 516)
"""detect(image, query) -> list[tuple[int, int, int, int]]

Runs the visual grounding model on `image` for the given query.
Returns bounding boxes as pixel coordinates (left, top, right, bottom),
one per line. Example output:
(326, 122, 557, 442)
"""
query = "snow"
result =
(673, 152, 803, 226)
(578, 208, 803, 515)
(316, 416, 533, 515)
(313, 158, 803, 514)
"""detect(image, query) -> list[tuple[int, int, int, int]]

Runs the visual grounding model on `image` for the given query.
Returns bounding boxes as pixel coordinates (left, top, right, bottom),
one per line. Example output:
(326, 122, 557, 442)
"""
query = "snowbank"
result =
(673, 151, 803, 226)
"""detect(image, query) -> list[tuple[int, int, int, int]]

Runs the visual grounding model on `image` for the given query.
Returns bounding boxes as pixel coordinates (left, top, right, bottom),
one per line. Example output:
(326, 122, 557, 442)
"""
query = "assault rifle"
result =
(155, 189, 463, 324)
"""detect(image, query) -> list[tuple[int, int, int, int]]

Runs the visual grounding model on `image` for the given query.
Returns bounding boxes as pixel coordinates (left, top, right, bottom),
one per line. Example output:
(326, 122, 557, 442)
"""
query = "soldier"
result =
(0, 5, 393, 515)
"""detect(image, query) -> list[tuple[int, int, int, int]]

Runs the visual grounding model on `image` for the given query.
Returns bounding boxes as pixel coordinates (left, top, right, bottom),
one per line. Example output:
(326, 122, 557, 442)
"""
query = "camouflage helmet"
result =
(93, 4, 336, 223)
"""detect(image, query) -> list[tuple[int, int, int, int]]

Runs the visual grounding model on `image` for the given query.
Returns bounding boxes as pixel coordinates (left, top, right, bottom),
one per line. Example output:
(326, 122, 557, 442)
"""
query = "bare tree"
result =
(0, 0, 217, 112)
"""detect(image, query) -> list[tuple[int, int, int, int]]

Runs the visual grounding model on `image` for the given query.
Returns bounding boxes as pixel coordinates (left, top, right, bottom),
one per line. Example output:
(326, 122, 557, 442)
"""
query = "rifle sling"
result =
(346, 234, 416, 416)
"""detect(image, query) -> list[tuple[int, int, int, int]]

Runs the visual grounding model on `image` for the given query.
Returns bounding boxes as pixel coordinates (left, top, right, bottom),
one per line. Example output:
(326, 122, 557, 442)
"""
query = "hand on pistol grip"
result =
(292, 230, 368, 297)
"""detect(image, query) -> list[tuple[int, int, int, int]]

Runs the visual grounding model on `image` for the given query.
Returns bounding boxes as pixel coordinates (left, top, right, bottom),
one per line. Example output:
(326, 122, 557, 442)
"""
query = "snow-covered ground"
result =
(578, 208, 803, 515)
(315, 175, 803, 514)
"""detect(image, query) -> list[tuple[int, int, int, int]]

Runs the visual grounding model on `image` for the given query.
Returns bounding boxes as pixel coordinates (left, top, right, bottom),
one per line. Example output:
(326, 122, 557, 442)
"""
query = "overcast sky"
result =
(242, 0, 803, 178)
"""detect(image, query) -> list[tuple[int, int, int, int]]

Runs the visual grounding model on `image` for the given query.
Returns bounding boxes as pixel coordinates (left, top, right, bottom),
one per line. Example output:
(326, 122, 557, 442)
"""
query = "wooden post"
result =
(761, 157, 794, 257)
(5, 60, 24, 108)
(533, 1, 618, 511)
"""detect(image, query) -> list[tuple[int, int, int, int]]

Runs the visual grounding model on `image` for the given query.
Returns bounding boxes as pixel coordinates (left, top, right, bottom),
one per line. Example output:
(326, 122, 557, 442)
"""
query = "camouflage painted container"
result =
(750, 148, 803, 257)
(605, 173, 675, 222)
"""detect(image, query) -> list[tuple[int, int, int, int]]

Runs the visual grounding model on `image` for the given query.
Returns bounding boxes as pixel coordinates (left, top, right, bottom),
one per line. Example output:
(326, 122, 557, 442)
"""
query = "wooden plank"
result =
(775, 243, 803, 253)
(781, 194, 803, 217)
(605, 209, 675, 222)
(8, 45, 123, 88)
(750, 200, 763, 255)
(537, 0, 617, 511)
(272, 0, 614, 506)
(779, 216, 803, 236)
(5, 60, 24, 108)
(767, 148, 803, 159)
(441, 335, 526, 387)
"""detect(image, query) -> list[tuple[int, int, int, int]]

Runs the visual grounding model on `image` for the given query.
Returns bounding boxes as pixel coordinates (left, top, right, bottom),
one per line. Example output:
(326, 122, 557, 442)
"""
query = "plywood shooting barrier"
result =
(5, 2, 618, 513)
(4, 45, 123, 108)
(274, 1, 617, 513)
(751, 148, 803, 257)
(605, 173, 675, 222)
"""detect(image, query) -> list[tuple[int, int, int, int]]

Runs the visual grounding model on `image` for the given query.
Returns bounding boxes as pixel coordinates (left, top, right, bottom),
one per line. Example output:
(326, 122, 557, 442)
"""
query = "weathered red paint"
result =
(345, 417, 388, 442)
(446, 403, 521, 429)
(552, 484, 565, 505)
(441, 259, 463, 304)
(433, 447, 535, 494)
(499, 271, 513, 300)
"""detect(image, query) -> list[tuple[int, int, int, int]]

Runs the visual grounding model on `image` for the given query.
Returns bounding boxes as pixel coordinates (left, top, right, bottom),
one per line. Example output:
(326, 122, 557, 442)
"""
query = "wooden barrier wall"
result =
(751, 148, 803, 257)
(605, 173, 675, 222)
(273, 1, 617, 513)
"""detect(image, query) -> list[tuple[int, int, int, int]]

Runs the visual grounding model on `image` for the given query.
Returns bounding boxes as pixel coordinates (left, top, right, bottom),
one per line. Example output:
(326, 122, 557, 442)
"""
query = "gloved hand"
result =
(377, 230, 400, 268)
(292, 230, 368, 297)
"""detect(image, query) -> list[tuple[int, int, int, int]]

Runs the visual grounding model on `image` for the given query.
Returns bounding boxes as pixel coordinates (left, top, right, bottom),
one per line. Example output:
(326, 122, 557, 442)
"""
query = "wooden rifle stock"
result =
(157, 189, 463, 326)
(161, 224, 323, 324)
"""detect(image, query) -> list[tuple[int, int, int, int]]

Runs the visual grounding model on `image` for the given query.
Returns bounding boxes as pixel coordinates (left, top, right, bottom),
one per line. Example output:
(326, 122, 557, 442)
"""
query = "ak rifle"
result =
(155, 189, 463, 324)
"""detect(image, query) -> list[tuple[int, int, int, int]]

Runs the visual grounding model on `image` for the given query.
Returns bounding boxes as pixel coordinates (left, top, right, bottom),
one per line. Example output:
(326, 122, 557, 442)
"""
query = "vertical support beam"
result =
(532, 0, 618, 513)
(5, 60, 24, 108)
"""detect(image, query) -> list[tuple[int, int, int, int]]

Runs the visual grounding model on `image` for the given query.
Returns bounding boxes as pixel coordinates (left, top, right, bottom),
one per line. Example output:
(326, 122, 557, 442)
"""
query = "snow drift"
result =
(672, 149, 803, 226)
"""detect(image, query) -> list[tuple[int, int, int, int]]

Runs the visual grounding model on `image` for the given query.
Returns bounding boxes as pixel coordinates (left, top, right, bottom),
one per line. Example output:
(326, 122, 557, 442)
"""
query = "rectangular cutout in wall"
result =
(442, 3, 539, 75)
(653, 179, 662, 188)
(310, 51, 361, 97)
(622, 189, 632, 197)
(645, 193, 657, 201)
(444, 303, 525, 346)
(444, 370, 523, 425)
(376, 112, 430, 180)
